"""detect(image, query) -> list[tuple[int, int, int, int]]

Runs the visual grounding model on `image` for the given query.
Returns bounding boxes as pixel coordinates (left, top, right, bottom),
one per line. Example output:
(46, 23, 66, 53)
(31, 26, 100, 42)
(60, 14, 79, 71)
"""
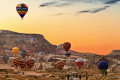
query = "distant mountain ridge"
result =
(0, 30, 99, 56)
(0, 30, 56, 54)
(109, 50, 120, 56)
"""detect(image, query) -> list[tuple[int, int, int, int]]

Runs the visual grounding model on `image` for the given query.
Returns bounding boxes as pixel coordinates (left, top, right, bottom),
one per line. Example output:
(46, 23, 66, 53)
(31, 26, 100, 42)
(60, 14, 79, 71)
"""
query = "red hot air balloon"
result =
(75, 59, 84, 70)
(63, 42, 71, 52)
(26, 59, 35, 69)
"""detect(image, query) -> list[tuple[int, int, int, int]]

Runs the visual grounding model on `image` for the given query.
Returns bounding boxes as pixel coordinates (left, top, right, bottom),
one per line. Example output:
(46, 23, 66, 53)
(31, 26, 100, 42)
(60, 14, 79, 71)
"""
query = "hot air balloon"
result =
(12, 58, 21, 68)
(19, 60, 26, 70)
(30, 38, 37, 46)
(75, 59, 84, 70)
(98, 61, 108, 74)
(65, 52, 71, 58)
(57, 44, 63, 49)
(20, 50, 27, 58)
(56, 61, 65, 70)
(97, 56, 109, 65)
(26, 50, 30, 57)
(16, 3, 28, 20)
(12, 47, 19, 55)
(63, 42, 71, 52)
(38, 52, 45, 55)
(26, 59, 35, 69)
(2, 55, 9, 64)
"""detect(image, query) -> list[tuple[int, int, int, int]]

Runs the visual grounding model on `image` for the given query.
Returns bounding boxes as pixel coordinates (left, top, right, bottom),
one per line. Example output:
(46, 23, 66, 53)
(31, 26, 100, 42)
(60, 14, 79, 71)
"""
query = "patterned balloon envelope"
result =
(63, 42, 71, 52)
(56, 61, 65, 70)
(19, 60, 26, 70)
(16, 3, 28, 20)
(12, 58, 21, 67)
(26, 59, 35, 69)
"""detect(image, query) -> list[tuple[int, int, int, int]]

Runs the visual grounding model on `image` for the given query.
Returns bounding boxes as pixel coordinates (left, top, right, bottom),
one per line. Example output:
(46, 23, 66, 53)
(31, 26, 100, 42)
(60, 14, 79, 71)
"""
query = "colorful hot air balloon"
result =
(65, 52, 71, 58)
(26, 50, 30, 57)
(12, 58, 21, 67)
(16, 3, 28, 20)
(19, 60, 26, 70)
(30, 38, 37, 46)
(56, 61, 65, 70)
(98, 61, 108, 74)
(26, 59, 35, 69)
(12, 47, 19, 55)
(20, 50, 27, 58)
(38, 52, 45, 55)
(2, 55, 9, 64)
(63, 42, 71, 52)
(57, 44, 63, 49)
(75, 59, 84, 70)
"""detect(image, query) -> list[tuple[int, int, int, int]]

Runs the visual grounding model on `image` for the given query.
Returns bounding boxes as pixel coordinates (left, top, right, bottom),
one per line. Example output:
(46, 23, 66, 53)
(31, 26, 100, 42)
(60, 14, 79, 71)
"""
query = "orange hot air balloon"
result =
(12, 47, 19, 55)
(26, 50, 30, 57)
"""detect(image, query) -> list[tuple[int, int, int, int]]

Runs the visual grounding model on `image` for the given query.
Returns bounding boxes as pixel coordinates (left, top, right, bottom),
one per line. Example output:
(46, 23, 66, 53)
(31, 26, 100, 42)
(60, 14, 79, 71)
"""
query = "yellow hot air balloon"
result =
(12, 47, 19, 55)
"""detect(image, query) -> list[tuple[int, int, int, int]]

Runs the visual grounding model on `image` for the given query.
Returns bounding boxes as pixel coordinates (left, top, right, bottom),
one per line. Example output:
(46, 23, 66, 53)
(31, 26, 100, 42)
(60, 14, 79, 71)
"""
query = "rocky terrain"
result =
(0, 30, 56, 54)
(0, 30, 120, 80)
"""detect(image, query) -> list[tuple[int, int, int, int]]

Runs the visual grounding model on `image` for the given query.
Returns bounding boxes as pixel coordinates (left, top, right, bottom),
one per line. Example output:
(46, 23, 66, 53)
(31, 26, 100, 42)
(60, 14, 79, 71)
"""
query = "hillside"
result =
(0, 30, 56, 54)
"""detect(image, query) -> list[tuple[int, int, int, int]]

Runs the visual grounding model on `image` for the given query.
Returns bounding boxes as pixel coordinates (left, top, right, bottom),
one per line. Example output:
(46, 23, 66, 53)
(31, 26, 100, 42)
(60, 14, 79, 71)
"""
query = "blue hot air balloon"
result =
(98, 61, 108, 74)
(20, 50, 27, 58)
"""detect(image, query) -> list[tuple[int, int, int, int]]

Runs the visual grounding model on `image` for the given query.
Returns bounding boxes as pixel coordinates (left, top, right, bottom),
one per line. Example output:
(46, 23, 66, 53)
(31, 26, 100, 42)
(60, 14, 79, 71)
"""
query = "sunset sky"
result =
(0, 0, 120, 55)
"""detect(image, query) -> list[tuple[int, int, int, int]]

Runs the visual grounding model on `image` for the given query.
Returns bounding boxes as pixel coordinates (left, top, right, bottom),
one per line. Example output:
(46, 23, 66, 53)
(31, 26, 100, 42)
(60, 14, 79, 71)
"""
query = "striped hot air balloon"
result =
(19, 60, 26, 70)
(56, 61, 65, 70)
(26, 59, 35, 69)
(63, 42, 71, 52)
(16, 3, 28, 20)
(12, 58, 21, 67)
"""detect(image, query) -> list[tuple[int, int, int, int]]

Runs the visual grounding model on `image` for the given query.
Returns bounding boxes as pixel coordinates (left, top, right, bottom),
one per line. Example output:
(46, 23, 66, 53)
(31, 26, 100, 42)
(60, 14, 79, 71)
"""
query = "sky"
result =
(0, 0, 120, 55)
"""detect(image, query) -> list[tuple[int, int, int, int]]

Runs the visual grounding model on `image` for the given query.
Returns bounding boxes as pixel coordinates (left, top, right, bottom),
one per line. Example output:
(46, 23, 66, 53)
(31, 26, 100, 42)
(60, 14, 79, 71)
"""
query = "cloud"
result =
(52, 13, 70, 16)
(104, 0, 120, 4)
(40, 2, 56, 7)
(78, 6, 110, 14)
(52, 13, 64, 15)
(55, 3, 72, 7)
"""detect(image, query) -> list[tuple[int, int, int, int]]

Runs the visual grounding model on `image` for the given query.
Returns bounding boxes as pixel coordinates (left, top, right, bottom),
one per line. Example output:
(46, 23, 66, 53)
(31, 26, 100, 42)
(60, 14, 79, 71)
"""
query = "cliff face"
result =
(0, 30, 57, 54)
(109, 50, 120, 55)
